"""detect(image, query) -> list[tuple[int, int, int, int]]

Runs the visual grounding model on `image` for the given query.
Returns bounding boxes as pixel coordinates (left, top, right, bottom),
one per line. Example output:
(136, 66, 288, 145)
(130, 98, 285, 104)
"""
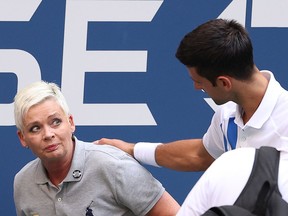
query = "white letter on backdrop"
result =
(62, 0, 163, 125)
(0, 50, 41, 125)
(0, 0, 42, 21)
(0, 0, 42, 125)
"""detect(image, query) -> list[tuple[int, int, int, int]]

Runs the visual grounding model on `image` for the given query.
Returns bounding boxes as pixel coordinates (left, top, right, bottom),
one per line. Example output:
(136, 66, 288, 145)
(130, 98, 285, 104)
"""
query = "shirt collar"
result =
(34, 137, 85, 185)
(236, 70, 282, 129)
(65, 137, 85, 182)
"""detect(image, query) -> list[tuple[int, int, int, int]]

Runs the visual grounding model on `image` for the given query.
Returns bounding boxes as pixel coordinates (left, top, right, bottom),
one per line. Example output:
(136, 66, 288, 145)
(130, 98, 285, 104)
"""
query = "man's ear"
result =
(216, 76, 232, 90)
(17, 130, 28, 148)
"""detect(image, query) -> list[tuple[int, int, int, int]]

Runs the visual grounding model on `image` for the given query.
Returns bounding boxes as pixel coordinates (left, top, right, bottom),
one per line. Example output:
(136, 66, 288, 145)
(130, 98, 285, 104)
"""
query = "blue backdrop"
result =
(1, 0, 288, 215)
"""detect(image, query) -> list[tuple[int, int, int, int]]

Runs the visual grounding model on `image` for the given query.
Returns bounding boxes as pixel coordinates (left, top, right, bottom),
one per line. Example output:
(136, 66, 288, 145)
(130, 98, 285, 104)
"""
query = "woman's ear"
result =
(68, 115, 76, 133)
(17, 130, 28, 148)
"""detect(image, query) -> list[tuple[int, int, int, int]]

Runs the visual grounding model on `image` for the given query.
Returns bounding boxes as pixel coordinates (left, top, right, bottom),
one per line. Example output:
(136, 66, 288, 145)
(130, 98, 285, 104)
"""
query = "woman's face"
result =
(17, 99, 75, 163)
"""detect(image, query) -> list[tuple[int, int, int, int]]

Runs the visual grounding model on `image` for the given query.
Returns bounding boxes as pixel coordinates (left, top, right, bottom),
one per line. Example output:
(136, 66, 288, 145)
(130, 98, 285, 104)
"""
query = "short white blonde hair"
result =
(14, 81, 70, 131)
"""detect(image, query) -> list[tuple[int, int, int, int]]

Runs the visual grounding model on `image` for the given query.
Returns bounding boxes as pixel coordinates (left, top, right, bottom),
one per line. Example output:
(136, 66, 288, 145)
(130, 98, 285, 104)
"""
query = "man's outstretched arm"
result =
(96, 138, 215, 171)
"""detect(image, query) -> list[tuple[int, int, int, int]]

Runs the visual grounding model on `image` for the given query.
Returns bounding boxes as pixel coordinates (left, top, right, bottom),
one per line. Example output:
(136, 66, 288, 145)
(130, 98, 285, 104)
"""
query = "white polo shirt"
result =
(177, 147, 288, 216)
(203, 71, 288, 159)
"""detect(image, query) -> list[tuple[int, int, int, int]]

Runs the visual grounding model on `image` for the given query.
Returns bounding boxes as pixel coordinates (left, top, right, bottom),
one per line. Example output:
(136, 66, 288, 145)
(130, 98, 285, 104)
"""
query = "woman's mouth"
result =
(45, 144, 59, 152)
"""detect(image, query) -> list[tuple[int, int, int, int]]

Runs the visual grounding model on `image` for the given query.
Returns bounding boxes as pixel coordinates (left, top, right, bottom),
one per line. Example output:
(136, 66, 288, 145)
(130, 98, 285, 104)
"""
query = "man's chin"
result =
(212, 99, 228, 106)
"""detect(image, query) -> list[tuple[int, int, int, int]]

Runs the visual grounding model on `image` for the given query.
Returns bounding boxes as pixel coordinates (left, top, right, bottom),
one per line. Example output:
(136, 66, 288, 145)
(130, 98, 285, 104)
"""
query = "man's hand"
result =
(95, 138, 135, 157)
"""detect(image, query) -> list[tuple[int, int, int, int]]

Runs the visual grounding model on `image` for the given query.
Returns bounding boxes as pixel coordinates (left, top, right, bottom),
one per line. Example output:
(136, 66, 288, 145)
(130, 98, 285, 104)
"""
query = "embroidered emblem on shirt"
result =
(72, 170, 82, 178)
(86, 201, 94, 216)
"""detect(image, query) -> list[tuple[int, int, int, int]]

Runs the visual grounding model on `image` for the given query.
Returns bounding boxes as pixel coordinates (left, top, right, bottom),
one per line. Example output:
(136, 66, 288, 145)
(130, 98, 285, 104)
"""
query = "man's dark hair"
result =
(175, 19, 254, 86)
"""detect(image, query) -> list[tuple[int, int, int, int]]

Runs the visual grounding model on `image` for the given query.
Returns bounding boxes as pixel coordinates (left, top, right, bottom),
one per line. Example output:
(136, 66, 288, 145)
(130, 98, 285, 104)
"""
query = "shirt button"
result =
(241, 136, 246, 141)
(58, 198, 62, 202)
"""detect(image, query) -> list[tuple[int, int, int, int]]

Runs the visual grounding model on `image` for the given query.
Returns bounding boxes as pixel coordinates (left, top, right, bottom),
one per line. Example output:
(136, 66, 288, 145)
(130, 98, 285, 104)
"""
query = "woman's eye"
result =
(52, 118, 62, 126)
(30, 126, 40, 133)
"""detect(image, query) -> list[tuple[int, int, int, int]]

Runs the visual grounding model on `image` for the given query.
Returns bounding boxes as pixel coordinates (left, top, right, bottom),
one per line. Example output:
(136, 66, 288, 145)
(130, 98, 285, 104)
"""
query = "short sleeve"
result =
(114, 154, 164, 216)
(203, 109, 225, 159)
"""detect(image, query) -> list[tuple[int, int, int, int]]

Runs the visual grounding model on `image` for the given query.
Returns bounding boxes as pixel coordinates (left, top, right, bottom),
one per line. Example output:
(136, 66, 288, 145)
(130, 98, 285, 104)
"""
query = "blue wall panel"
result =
(1, 0, 288, 214)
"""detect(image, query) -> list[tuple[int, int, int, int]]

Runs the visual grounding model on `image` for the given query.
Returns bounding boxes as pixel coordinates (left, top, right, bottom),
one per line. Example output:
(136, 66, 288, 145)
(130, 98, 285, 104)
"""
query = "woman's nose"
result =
(43, 126, 55, 140)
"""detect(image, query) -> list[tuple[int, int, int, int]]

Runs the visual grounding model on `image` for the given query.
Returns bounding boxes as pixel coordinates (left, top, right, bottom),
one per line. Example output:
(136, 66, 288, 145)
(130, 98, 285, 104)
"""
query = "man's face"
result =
(18, 99, 75, 163)
(187, 67, 230, 105)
